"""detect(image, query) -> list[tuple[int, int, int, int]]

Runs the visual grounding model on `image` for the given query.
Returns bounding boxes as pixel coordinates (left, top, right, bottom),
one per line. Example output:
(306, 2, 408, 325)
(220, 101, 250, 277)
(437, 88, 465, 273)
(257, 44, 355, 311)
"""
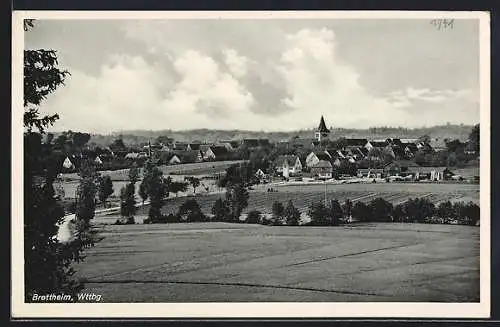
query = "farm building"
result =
(305, 151, 331, 168)
(173, 150, 204, 163)
(344, 138, 368, 150)
(357, 168, 384, 178)
(125, 152, 140, 160)
(274, 155, 303, 178)
(310, 160, 333, 180)
(365, 140, 388, 151)
(407, 167, 454, 181)
(314, 116, 330, 142)
(384, 160, 419, 176)
(203, 146, 230, 161)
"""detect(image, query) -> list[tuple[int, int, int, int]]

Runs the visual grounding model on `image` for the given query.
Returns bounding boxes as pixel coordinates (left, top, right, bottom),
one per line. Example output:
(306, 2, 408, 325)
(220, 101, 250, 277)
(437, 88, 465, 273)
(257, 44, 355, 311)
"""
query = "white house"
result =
(274, 155, 302, 178)
(94, 155, 103, 165)
(305, 151, 331, 168)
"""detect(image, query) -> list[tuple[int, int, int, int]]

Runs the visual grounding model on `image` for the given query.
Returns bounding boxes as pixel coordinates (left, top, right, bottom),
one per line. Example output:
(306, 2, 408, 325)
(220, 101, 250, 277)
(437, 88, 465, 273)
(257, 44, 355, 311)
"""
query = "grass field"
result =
(93, 182, 479, 225)
(75, 222, 479, 302)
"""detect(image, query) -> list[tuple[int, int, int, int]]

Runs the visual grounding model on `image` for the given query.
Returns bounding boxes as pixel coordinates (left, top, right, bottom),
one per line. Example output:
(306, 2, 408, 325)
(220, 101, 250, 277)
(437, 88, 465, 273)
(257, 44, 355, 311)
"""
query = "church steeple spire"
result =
(315, 115, 330, 142)
(318, 115, 329, 133)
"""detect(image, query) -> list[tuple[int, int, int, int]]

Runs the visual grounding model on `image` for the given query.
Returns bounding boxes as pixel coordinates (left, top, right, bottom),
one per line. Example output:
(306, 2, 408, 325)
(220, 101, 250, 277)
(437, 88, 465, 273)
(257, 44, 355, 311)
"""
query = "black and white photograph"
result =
(12, 10, 490, 318)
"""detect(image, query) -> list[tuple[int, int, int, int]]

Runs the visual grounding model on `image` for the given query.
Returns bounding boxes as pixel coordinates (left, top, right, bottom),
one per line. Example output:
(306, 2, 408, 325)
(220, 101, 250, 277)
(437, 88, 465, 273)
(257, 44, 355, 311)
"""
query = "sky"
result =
(24, 18, 480, 133)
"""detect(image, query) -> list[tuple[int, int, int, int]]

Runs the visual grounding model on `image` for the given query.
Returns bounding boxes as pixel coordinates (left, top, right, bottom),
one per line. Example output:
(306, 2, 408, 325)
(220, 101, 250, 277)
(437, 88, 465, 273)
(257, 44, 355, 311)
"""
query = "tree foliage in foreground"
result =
(24, 20, 99, 302)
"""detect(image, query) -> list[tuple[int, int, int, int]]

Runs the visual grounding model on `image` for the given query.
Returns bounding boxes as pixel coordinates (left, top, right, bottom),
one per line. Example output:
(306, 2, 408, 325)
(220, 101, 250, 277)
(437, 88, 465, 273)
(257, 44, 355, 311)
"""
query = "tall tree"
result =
(142, 160, 169, 222)
(119, 183, 136, 219)
(272, 201, 285, 225)
(284, 200, 301, 226)
(329, 199, 343, 226)
(211, 198, 230, 222)
(468, 124, 480, 155)
(24, 20, 96, 301)
(225, 183, 249, 222)
(185, 176, 201, 194)
(98, 175, 114, 206)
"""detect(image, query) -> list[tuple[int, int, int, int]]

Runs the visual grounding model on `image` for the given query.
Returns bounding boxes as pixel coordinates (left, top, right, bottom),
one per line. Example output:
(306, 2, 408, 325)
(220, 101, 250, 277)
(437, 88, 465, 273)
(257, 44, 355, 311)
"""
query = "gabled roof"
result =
(242, 139, 261, 147)
(274, 155, 300, 167)
(316, 152, 331, 161)
(403, 143, 418, 153)
(175, 150, 202, 162)
(188, 143, 202, 151)
(345, 138, 368, 147)
(210, 145, 229, 156)
(317, 116, 330, 133)
(369, 141, 388, 148)
(311, 160, 333, 168)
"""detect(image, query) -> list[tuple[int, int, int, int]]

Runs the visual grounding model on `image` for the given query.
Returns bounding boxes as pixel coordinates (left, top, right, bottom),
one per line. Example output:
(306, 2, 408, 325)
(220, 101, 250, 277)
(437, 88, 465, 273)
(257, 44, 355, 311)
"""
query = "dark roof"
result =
(345, 138, 368, 147)
(291, 138, 315, 148)
(317, 116, 330, 133)
(210, 146, 229, 156)
(274, 155, 300, 167)
(403, 143, 418, 153)
(311, 160, 333, 169)
(316, 152, 331, 161)
(370, 141, 388, 148)
(174, 142, 190, 150)
(384, 160, 419, 168)
(189, 143, 202, 151)
(242, 139, 260, 147)
(178, 150, 202, 162)
(229, 141, 241, 148)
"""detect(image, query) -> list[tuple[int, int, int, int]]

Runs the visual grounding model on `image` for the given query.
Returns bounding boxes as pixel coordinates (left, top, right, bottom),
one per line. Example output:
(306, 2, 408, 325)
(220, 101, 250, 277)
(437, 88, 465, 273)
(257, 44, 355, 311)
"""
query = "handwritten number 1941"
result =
(430, 19, 455, 30)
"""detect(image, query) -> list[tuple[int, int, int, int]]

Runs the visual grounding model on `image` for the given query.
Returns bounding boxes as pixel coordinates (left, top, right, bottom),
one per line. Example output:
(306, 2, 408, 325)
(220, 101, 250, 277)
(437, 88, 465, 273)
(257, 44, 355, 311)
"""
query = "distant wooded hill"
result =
(84, 124, 475, 147)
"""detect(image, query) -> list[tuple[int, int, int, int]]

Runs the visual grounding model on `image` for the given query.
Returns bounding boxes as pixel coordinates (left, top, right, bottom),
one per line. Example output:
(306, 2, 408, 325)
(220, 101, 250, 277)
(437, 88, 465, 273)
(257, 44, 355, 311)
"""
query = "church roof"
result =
(317, 116, 330, 133)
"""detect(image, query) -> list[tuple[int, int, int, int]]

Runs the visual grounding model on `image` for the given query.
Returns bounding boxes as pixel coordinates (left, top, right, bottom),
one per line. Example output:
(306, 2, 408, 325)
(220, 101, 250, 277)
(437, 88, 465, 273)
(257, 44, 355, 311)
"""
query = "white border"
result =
(11, 10, 491, 319)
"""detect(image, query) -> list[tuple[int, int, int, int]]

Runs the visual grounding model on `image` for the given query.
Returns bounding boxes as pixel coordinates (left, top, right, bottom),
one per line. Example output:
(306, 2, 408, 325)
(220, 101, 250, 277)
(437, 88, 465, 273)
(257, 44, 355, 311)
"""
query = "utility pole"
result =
(324, 180, 327, 207)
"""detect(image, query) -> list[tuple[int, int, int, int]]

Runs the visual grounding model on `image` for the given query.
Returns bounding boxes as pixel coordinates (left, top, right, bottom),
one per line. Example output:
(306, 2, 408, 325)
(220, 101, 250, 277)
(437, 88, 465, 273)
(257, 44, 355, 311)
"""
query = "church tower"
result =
(314, 115, 330, 142)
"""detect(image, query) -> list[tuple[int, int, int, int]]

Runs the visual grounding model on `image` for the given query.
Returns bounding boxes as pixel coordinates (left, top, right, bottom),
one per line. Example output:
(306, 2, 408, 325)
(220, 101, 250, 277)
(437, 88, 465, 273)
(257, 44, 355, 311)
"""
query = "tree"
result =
(393, 204, 405, 223)
(352, 202, 371, 223)
(418, 134, 431, 144)
(185, 176, 201, 194)
(129, 166, 139, 184)
(170, 181, 188, 197)
(342, 199, 353, 222)
(24, 21, 99, 301)
(138, 181, 148, 205)
(142, 160, 169, 222)
(211, 198, 230, 222)
(368, 198, 393, 222)
(120, 183, 136, 219)
(329, 199, 343, 226)
(98, 175, 114, 206)
(178, 199, 205, 222)
(284, 200, 301, 226)
(225, 183, 249, 222)
(308, 201, 330, 226)
(272, 201, 285, 225)
(246, 210, 262, 224)
(437, 201, 454, 222)
(468, 124, 480, 155)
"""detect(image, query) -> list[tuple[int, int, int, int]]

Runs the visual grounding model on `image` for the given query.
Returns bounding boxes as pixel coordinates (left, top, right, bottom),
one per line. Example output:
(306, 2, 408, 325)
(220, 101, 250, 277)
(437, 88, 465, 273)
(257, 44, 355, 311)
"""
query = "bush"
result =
(284, 201, 301, 226)
(125, 217, 135, 225)
(246, 210, 262, 224)
(352, 202, 371, 222)
(308, 201, 330, 226)
(271, 201, 285, 225)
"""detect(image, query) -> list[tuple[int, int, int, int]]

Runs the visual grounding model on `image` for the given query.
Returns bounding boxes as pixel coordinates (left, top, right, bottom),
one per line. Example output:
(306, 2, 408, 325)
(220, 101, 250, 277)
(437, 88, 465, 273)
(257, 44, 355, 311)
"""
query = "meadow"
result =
(92, 182, 480, 225)
(75, 222, 479, 302)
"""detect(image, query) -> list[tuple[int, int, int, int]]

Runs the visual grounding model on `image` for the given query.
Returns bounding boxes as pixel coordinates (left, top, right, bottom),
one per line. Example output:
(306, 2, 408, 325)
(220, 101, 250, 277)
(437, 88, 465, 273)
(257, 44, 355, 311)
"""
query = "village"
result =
(59, 115, 479, 187)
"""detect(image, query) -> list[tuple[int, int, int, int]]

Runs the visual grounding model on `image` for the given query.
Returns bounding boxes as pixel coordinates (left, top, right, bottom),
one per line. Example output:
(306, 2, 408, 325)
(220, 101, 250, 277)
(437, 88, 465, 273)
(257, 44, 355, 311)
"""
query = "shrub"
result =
(246, 210, 262, 224)
(125, 217, 135, 225)
(271, 201, 285, 225)
(211, 198, 230, 222)
(352, 202, 371, 222)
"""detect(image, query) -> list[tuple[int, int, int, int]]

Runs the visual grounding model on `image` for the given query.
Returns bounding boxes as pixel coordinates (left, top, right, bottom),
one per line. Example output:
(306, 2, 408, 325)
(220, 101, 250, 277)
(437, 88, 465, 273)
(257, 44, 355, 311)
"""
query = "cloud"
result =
(222, 48, 248, 78)
(38, 25, 479, 133)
